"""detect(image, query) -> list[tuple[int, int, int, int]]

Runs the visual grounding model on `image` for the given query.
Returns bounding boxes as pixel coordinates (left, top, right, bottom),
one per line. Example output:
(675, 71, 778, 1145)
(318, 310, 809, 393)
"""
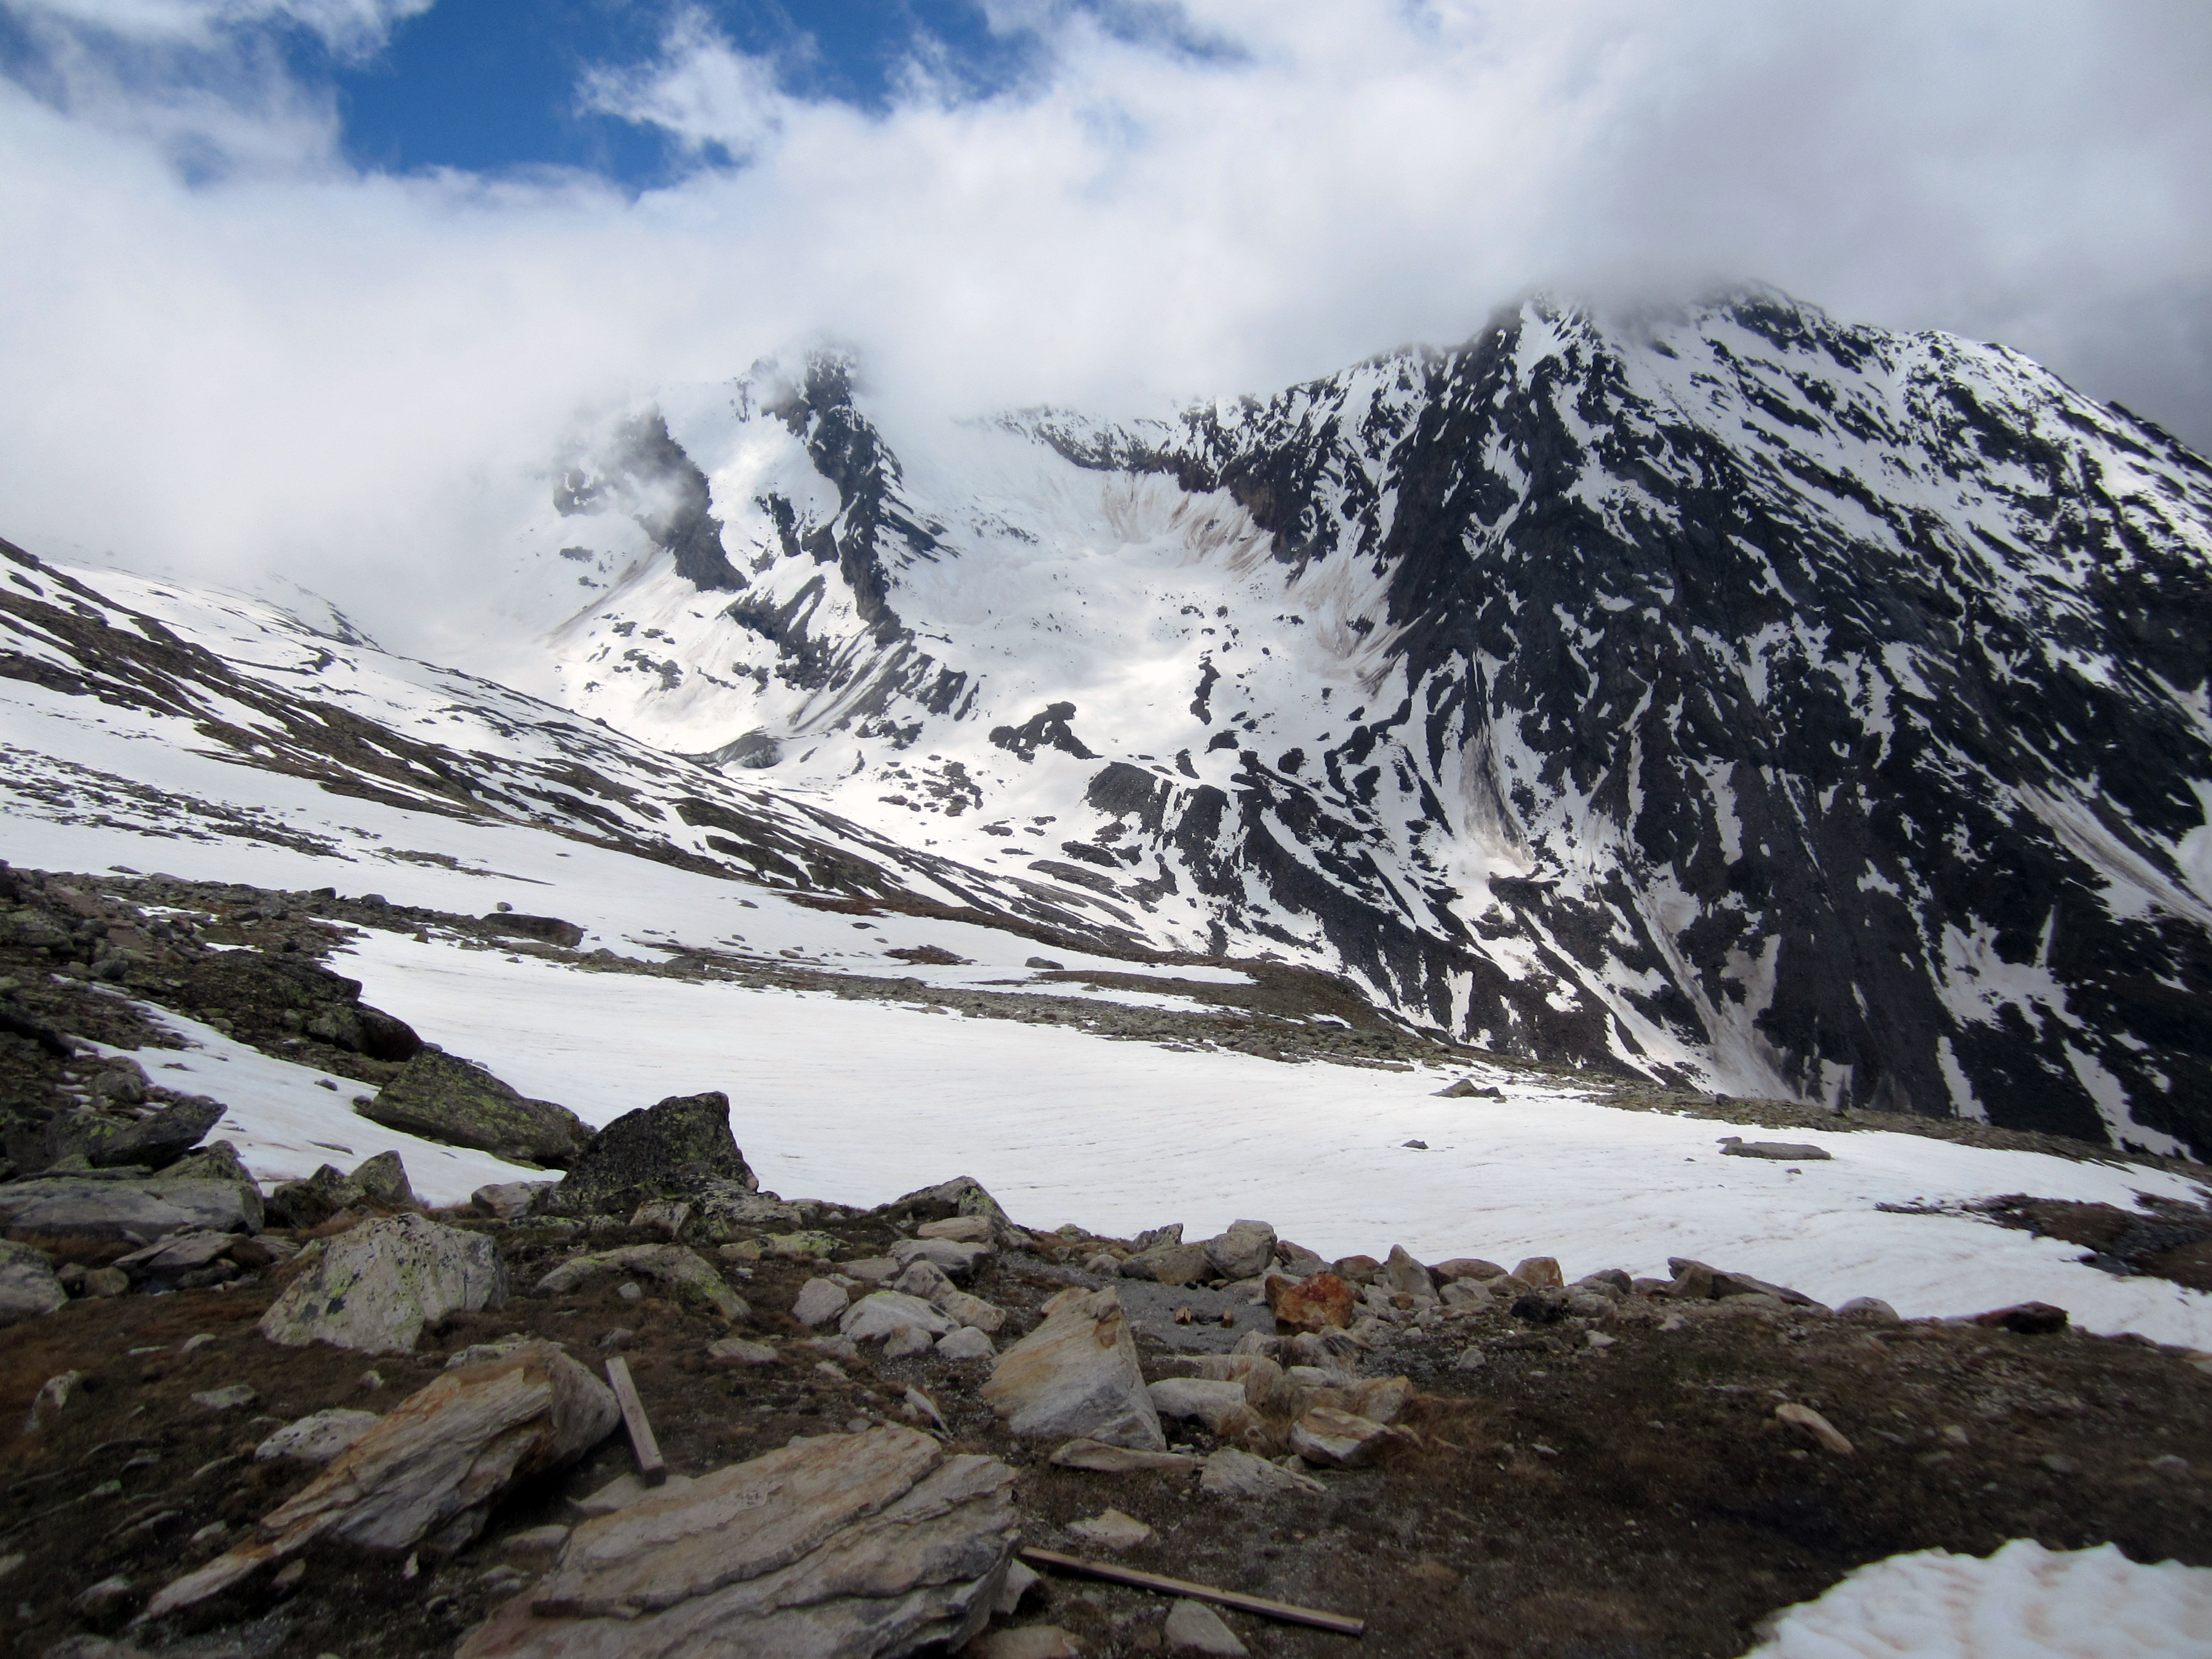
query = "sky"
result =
(0, 0, 2207, 641)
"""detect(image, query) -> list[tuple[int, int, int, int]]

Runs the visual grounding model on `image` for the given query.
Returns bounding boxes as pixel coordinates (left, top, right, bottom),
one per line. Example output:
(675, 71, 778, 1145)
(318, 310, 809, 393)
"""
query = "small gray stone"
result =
(707, 1337, 778, 1365)
(255, 1409, 381, 1463)
(1165, 1597, 1250, 1656)
(936, 1326, 997, 1361)
(1067, 1508, 1153, 1551)
(191, 1384, 257, 1412)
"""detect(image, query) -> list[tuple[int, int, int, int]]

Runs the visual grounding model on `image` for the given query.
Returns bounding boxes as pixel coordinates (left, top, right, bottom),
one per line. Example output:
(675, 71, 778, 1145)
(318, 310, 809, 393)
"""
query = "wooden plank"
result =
(603, 1357, 665, 1485)
(1018, 1547, 1364, 1637)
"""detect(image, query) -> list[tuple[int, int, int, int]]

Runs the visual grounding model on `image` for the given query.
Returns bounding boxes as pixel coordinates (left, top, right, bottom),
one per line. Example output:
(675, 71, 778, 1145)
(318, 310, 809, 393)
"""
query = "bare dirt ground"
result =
(4, 1203, 2210, 1659)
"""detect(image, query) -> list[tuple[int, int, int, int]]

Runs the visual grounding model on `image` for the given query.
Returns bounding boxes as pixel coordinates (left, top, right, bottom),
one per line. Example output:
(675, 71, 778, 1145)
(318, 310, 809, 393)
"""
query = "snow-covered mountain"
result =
(473, 291, 2212, 1160)
(7, 286, 2210, 1161)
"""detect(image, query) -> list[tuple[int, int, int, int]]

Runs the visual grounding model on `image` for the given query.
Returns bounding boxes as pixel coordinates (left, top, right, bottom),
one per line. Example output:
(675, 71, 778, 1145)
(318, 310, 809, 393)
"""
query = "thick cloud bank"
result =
(1, 0, 2206, 652)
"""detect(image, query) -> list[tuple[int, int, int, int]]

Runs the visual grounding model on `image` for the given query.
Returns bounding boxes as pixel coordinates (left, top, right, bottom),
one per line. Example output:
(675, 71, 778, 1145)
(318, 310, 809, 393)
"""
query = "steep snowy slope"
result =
(498, 293, 2212, 1159)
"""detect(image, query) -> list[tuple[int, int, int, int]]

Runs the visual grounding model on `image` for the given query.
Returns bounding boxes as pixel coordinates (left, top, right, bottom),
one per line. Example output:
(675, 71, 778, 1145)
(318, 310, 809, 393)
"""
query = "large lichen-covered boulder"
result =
(0, 1240, 67, 1326)
(454, 1425, 1016, 1659)
(259, 1213, 507, 1354)
(358, 1048, 588, 1167)
(145, 1342, 618, 1619)
(546, 1093, 756, 1217)
(0, 1140, 263, 1260)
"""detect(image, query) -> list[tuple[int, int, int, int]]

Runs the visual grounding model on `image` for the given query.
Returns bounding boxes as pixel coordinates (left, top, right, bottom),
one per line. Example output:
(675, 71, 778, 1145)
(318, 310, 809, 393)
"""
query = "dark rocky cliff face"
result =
(1048, 296, 2212, 1152)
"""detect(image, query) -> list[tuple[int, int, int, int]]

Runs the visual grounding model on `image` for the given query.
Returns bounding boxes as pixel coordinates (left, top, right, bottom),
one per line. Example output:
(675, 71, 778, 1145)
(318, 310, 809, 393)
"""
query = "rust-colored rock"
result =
(1264, 1271, 1355, 1334)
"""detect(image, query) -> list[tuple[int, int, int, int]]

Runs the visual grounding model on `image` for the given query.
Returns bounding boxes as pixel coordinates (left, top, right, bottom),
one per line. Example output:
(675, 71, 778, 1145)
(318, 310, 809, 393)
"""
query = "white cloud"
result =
(0, 0, 2206, 654)
(10, 0, 431, 52)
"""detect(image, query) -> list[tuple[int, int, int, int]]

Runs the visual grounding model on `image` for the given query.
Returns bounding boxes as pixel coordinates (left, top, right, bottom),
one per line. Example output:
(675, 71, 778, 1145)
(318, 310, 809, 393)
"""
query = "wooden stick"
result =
(1018, 1547, 1364, 1637)
(603, 1357, 665, 1485)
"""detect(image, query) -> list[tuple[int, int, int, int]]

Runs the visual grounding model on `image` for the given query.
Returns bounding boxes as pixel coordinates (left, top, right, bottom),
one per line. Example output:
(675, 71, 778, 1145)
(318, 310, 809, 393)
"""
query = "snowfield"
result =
(9, 812, 2207, 1350)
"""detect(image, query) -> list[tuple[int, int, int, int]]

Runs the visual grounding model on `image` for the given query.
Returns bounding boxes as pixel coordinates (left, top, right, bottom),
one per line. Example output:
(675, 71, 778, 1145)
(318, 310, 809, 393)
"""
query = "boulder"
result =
(360, 1048, 589, 1167)
(878, 1175, 1023, 1248)
(935, 1289, 1006, 1334)
(937, 1327, 997, 1361)
(1198, 1448, 1322, 1499)
(474, 1182, 554, 1220)
(1121, 1243, 1211, 1286)
(268, 1151, 419, 1229)
(483, 913, 586, 950)
(457, 1425, 1016, 1659)
(1379, 1245, 1435, 1299)
(983, 1286, 1164, 1451)
(254, 1409, 383, 1465)
(1203, 1220, 1276, 1281)
(890, 1236, 991, 1280)
(259, 1214, 508, 1354)
(1148, 1379, 1254, 1435)
(840, 1291, 952, 1343)
(1974, 1301, 2069, 1335)
(1837, 1297, 1900, 1324)
(534, 1245, 748, 1321)
(1718, 1136, 1832, 1161)
(548, 1093, 757, 1217)
(0, 1240, 66, 1326)
(1441, 1280, 1495, 1312)
(792, 1278, 850, 1327)
(1331, 1255, 1380, 1285)
(1287, 1407, 1396, 1470)
(1665, 1258, 1822, 1307)
(0, 1144, 262, 1258)
(1433, 1258, 1507, 1282)
(113, 1229, 238, 1280)
(144, 1342, 617, 1619)
(1511, 1257, 1563, 1288)
(44, 1095, 225, 1172)
(1265, 1271, 1355, 1333)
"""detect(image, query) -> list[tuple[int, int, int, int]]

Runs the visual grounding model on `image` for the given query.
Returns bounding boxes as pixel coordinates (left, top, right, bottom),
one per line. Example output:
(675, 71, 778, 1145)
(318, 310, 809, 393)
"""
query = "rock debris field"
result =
(2, 861, 2212, 1657)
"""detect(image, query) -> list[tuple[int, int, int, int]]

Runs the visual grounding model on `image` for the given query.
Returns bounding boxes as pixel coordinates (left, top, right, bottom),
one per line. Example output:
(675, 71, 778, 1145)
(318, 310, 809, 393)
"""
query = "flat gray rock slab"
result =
(147, 1341, 618, 1619)
(983, 1286, 1164, 1451)
(456, 1425, 1016, 1659)
(259, 1213, 509, 1354)
(0, 1172, 259, 1254)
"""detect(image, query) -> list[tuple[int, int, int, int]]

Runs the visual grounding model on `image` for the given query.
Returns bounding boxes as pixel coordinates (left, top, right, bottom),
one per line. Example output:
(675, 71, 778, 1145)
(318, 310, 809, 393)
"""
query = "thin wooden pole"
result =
(604, 1357, 665, 1485)
(1019, 1547, 1364, 1637)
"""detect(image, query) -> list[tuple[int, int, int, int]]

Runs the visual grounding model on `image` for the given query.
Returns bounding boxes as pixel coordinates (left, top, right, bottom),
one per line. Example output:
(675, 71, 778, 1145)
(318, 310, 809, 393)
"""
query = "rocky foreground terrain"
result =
(1, 847, 2210, 1658)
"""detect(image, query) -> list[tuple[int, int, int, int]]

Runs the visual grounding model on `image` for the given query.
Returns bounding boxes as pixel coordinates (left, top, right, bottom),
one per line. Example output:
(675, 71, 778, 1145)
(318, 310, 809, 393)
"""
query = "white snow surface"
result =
(86, 1003, 543, 1204)
(1747, 1540, 2212, 1659)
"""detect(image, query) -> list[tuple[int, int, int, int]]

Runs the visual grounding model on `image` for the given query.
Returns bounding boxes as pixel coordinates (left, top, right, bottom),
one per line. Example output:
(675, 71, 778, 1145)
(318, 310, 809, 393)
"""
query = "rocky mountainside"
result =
(509, 293, 2212, 1159)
